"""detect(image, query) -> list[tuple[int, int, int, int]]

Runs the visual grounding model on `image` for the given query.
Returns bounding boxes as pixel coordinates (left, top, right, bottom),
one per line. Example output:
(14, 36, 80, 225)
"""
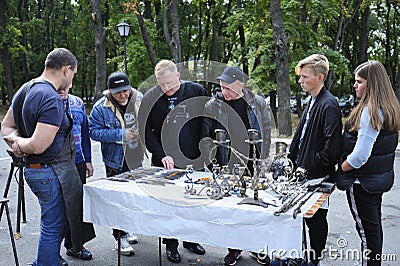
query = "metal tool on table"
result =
(273, 174, 328, 216)
(292, 175, 331, 219)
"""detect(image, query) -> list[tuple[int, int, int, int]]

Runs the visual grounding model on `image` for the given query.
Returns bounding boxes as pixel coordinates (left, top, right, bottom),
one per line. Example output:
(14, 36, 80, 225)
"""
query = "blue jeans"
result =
(25, 165, 67, 266)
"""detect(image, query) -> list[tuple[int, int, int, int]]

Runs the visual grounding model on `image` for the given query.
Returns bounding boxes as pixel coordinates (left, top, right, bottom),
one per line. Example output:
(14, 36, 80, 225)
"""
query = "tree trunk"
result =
(163, 0, 171, 57)
(91, 0, 107, 101)
(135, 5, 157, 68)
(0, 0, 14, 102)
(358, 6, 370, 63)
(269, 0, 292, 136)
(169, 0, 181, 62)
(17, 0, 30, 85)
(236, 0, 248, 74)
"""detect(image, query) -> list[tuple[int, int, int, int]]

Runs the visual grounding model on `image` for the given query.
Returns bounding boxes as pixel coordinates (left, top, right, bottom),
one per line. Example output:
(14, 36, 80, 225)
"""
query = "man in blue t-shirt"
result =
(2, 48, 95, 266)
(58, 83, 94, 260)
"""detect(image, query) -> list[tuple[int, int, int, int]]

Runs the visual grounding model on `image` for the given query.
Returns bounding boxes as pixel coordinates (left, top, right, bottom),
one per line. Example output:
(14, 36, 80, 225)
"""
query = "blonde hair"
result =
(295, 54, 329, 81)
(348, 60, 400, 132)
(154, 60, 177, 77)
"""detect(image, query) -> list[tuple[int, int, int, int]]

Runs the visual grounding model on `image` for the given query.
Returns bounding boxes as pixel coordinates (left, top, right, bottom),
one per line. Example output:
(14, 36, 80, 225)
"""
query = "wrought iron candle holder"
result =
(214, 129, 230, 144)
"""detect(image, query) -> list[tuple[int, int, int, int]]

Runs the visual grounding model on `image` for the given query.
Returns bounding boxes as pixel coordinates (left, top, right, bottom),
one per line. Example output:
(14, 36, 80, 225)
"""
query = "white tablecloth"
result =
(83, 173, 320, 255)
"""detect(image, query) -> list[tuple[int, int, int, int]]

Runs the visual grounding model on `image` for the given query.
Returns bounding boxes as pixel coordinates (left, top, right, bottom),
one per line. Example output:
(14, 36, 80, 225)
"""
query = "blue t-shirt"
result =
(12, 82, 70, 163)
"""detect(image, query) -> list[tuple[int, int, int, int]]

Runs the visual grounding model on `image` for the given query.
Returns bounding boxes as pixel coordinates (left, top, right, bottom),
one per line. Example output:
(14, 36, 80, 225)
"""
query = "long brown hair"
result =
(348, 60, 400, 132)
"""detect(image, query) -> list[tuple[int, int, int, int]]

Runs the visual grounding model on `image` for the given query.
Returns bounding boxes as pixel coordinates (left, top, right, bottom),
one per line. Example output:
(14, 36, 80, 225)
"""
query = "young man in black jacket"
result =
(288, 54, 342, 266)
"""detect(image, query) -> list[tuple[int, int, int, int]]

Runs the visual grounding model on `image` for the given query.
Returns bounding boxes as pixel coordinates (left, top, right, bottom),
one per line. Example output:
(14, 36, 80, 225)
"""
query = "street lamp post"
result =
(117, 20, 130, 74)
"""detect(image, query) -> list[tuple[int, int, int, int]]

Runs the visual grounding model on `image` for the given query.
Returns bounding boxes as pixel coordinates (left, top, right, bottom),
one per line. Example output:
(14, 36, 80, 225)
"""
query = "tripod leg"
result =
(19, 167, 27, 223)
(4, 200, 20, 266)
(0, 164, 15, 221)
(16, 165, 25, 235)
(16, 190, 22, 235)
(3, 164, 15, 198)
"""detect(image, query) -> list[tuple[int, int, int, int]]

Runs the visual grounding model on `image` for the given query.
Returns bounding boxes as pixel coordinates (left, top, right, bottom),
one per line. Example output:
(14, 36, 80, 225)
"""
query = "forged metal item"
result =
(292, 186, 320, 219)
(273, 188, 307, 216)
(273, 176, 327, 216)
(103, 177, 129, 182)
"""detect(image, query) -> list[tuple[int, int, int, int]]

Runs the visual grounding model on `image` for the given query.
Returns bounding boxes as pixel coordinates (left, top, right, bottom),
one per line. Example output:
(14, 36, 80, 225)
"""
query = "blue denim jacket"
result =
(65, 94, 91, 164)
(89, 90, 142, 170)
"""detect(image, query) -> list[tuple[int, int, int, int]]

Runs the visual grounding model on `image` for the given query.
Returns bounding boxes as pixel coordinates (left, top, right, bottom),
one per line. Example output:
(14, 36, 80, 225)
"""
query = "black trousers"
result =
(162, 238, 199, 249)
(347, 184, 383, 266)
(64, 161, 87, 249)
(305, 208, 328, 265)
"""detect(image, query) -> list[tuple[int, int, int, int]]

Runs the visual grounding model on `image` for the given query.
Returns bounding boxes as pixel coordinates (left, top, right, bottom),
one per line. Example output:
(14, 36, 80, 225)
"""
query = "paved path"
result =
(0, 138, 399, 265)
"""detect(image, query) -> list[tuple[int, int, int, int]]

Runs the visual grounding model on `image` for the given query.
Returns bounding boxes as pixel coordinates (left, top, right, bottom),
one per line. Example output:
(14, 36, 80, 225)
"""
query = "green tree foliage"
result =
(0, 0, 399, 111)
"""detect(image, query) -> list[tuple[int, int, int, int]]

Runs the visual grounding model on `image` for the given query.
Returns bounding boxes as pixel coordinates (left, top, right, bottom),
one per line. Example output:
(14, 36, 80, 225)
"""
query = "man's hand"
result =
(125, 127, 139, 141)
(161, 155, 175, 170)
(86, 162, 94, 177)
(11, 140, 25, 158)
(3, 135, 25, 157)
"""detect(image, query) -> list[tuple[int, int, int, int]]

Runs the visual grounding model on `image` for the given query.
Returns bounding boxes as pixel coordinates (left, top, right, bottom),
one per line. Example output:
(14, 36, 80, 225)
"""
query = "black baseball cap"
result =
(216, 66, 245, 84)
(107, 72, 131, 94)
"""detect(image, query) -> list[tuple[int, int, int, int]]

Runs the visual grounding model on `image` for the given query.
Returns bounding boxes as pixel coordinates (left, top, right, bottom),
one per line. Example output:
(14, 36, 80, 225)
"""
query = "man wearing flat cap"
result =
(201, 66, 272, 265)
(89, 72, 144, 256)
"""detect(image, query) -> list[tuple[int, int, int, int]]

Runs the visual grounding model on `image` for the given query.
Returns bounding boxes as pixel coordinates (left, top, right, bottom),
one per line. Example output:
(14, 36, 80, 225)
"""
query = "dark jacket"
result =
(202, 88, 271, 168)
(139, 81, 208, 169)
(336, 122, 397, 193)
(288, 87, 342, 180)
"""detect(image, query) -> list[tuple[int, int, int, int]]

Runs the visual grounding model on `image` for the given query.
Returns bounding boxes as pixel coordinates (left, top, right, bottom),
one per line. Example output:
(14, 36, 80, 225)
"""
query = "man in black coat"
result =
(138, 60, 208, 263)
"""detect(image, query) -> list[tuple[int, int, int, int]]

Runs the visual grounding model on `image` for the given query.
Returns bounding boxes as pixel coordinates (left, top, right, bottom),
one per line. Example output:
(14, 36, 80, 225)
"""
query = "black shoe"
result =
(249, 251, 271, 265)
(66, 247, 93, 260)
(183, 242, 206, 255)
(224, 249, 242, 266)
(166, 246, 181, 263)
(59, 255, 68, 266)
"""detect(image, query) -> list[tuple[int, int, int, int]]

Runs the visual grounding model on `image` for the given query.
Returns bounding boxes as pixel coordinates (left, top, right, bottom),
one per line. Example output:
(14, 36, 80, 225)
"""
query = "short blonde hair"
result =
(295, 54, 329, 81)
(154, 60, 177, 77)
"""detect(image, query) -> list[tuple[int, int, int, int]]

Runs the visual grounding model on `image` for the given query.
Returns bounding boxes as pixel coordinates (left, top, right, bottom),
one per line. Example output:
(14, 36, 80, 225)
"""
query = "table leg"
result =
(158, 237, 162, 266)
(117, 232, 121, 266)
(302, 218, 308, 264)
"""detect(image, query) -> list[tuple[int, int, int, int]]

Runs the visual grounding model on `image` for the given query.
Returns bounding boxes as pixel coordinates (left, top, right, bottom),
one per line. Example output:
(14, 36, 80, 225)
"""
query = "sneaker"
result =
(127, 232, 139, 244)
(224, 249, 242, 266)
(249, 251, 271, 265)
(115, 235, 135, 256)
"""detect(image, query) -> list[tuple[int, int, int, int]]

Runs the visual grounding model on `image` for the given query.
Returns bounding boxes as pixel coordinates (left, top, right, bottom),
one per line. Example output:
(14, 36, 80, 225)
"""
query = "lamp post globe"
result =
(117, 20, 130, 74)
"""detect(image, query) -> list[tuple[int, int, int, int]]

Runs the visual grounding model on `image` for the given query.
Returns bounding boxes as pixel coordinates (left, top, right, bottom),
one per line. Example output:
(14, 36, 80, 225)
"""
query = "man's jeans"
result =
(25, 165, 66, 266)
